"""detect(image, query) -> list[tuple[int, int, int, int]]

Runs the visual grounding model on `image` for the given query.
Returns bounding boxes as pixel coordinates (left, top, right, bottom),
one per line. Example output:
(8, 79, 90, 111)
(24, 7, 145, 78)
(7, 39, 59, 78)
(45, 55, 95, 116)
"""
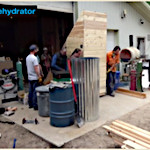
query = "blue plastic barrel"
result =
(114, 71, 120, 90)
(49, 83, 75, 127)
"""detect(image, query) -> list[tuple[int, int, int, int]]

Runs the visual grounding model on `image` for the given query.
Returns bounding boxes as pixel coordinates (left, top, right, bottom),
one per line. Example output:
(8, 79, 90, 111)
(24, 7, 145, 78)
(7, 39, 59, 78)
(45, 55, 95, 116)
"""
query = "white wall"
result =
(77, 2, 150, 58)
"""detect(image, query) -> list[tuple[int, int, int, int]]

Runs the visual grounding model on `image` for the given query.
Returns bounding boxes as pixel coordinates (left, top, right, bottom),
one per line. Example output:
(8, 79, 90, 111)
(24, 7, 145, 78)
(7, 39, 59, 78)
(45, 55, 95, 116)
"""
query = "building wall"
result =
(0, 2, 73, 13)
(77, 2, 150, 57)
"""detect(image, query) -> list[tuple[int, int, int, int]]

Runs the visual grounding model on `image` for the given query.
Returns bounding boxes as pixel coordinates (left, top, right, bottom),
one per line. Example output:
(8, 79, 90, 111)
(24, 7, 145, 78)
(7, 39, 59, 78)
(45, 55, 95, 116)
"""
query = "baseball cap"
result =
(29, 44, 38, 51)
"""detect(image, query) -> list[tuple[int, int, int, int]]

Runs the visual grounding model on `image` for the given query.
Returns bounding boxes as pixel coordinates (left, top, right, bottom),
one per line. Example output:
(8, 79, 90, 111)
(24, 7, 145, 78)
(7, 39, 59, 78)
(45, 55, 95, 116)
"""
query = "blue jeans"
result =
(28, 80, 38, 108)
(106, 72, 116, 95)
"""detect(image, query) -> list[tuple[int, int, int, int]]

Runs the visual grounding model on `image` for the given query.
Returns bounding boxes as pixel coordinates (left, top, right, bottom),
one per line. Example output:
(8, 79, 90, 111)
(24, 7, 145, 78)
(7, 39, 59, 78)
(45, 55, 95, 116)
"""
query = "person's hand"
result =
(38, 76, 42, 83)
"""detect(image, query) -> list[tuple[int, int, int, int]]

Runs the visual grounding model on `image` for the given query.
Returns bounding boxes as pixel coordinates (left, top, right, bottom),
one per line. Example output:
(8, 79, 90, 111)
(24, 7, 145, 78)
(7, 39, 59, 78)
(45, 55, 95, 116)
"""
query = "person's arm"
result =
(107, 53, 115, 66)
(51, 54, 65, 71)
(33, 57, 41, 80)
(34, 65, 41, 78)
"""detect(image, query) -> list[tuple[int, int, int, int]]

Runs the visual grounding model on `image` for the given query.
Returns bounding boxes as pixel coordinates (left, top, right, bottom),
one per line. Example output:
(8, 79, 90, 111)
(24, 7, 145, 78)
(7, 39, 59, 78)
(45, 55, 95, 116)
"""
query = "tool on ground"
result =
(0, 120, 15, 125)
(6, 106, 17, 111)
(0, 70, 17, 101)
(13, 138, 17, 148)
(68, 59, 84, 128)
(4, 110, 15, 116)
(22, 118, 39, 124)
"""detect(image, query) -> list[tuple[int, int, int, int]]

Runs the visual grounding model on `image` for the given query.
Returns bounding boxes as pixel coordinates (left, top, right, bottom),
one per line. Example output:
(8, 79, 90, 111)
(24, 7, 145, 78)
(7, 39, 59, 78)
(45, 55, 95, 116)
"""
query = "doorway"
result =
(137, 37, 145, 58)
(106, 30, 119, 52)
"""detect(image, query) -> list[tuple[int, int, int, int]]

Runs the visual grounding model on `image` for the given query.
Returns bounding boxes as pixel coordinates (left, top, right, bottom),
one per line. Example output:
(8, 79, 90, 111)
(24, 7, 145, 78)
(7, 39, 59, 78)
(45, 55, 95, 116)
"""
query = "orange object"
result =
(107, 50, 120, 72)
(38, 77, 42, 83)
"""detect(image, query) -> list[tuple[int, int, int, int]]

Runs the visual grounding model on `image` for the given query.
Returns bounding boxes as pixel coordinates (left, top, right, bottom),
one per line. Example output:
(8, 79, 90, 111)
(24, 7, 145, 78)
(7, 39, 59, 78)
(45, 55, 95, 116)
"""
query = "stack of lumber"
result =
(66, 10, 107, 95)
(103, 120, 150, 149)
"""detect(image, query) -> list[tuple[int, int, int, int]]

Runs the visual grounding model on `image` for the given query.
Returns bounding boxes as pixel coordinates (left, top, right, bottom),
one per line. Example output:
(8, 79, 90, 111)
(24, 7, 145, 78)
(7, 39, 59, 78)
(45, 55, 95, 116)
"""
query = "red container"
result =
(130, 69, 136, 91)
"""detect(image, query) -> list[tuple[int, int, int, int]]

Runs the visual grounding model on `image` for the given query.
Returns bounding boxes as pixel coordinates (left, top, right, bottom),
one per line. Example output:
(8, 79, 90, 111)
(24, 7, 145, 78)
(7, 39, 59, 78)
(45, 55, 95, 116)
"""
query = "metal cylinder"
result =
(71, 57, 100, 122)
(130, 69, 136, 91)
(120, 47, 140, 63)
(36, 86, 50, 117)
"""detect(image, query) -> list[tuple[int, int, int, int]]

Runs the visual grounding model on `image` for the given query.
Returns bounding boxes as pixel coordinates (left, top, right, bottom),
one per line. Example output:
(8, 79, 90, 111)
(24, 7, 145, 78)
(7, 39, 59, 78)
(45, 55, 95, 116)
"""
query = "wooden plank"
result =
(110, 123, 150, 145)
(73, 26, 84, 30)
(121, 145, 132, 149)
(74, 21, 84, 26)
(103, 125, 150, 148)
(113, 137, 124, 147)
(67, 37, 84, 43)
(84, 29, 106, 36)
(115, 88, 146, 99)
(82, 11, 107, 18)
(83, 16, 107, 22)
(115, 120, 150, 136)
(84, 42, 106, 48)
(84, 51, 106, 56)
(112, 121, 150, 140)
(69, 30, 83, 36)
(84, 20, 107, 30)
(123, 140, 147, 149)
(109, 132, 128, 147)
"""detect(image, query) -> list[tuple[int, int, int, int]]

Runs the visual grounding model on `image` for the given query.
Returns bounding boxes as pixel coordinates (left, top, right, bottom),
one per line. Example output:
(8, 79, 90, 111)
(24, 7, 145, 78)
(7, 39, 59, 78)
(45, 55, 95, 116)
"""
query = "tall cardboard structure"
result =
(66, 10, 107, 95)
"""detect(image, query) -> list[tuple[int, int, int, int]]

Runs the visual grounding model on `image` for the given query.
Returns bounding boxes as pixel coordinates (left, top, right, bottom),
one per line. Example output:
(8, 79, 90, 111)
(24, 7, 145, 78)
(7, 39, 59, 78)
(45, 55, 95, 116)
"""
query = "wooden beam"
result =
(115, 88, 146, 99)
(103, 125, 150, 148)
(112, 121, 150, 142)
(115, 120, 150, 136)
(121, 144, 132, 149)
(82, 11, 107, 18)
(110, 124, 150, 145)
(123, 140, 147, 149)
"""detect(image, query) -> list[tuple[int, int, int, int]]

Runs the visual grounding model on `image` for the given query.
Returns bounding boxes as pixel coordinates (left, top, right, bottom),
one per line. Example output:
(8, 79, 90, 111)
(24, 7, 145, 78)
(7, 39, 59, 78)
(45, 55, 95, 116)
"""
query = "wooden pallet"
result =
(103, 120, 150, 149)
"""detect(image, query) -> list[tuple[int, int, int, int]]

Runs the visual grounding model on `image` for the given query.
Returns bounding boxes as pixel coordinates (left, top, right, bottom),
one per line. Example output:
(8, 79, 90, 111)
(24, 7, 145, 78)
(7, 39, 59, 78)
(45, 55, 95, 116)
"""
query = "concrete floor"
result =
(1, 89, 150, 147)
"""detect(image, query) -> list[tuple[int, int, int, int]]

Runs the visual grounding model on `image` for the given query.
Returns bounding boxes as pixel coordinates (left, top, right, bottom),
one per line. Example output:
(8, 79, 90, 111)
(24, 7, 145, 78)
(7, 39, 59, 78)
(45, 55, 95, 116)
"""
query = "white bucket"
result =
(120, 47, 140, 63)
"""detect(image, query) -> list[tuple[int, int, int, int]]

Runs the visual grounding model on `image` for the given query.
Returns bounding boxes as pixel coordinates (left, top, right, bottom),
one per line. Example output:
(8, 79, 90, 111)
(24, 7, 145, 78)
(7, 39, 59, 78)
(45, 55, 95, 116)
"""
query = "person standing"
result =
(70, 48, 82, 60)
(51, 46, 67, 72)
(106, 46, 120, 97)
(26, 44, 41, 110)
(41, 47, 51, 79)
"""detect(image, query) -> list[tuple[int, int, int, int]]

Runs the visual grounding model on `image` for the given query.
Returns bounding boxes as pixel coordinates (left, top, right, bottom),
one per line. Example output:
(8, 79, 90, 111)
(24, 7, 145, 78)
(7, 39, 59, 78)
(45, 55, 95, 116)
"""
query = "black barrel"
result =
(49, 83, 75, 127)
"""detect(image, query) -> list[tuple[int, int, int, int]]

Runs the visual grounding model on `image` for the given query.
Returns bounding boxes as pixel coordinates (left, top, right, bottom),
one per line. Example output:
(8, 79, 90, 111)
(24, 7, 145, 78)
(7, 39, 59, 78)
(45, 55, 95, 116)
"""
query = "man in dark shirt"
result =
(51, 46, 67, 71)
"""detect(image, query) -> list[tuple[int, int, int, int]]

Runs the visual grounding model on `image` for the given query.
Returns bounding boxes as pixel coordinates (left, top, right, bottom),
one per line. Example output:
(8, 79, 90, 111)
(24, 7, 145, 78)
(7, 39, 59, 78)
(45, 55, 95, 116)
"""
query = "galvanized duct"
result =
(71, 57, 100, 122)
